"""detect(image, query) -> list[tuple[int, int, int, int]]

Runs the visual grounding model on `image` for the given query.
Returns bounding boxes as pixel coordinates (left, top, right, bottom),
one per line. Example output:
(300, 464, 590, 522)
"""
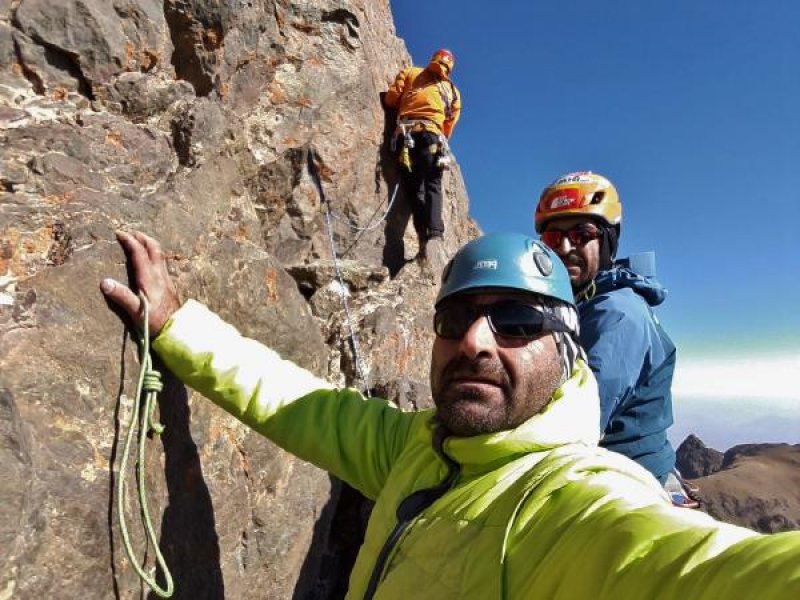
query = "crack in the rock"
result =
(12, 36, 45, 95)
(45, 222, 74, 266)
(11, 31, 96, 100)
(233, 436, 261, 570)
(273, 1, 287, 39)
(163, 0, 217, 97)
(321, 8, 360, 37)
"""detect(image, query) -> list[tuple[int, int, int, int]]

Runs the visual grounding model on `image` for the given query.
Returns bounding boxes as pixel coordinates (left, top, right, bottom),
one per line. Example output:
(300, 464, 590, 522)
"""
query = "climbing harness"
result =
(392, 120, 425, 171)
(116, 293, 174, 598)
(393, 118, 455, 173)
(436, 79, 458, 122)
(391, 119, 453, 171)
(307, 147, 371, 396)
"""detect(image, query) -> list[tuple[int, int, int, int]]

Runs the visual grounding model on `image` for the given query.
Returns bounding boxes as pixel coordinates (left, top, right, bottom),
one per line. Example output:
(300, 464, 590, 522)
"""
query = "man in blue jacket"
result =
(535, 171, 696, 507)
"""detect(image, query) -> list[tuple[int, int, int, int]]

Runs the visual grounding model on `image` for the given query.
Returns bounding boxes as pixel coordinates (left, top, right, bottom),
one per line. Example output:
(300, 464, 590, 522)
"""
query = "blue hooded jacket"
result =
(578, 265, 676, 483)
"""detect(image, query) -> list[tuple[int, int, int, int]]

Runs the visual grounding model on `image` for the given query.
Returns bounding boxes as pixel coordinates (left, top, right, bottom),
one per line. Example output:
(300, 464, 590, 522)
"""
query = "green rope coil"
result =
(116, 293, 174, 598)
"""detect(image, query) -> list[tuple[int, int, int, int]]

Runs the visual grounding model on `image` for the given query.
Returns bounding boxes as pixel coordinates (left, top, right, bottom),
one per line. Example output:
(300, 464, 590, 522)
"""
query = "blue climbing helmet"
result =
(436, 233, 575, 308)
(436, 233, 583, 380)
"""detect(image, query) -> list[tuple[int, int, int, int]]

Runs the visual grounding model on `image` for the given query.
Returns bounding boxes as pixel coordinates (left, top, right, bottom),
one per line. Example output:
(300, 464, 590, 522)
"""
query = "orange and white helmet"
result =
(430, 48, 455, 74)
(534, 171, 622, 233)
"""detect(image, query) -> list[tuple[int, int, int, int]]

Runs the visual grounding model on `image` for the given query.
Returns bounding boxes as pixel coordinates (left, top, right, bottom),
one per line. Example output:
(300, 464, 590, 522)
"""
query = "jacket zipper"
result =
(362, 427, 460, 600)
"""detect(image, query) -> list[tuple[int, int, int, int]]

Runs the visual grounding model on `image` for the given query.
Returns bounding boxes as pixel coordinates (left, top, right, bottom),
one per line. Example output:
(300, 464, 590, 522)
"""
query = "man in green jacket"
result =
(101, 230, 800, 599)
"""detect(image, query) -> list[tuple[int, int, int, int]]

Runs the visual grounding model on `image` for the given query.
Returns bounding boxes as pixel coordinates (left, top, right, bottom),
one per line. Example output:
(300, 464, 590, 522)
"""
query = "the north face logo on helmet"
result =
(549, 195, 573, 209)
(545, 187, 580, 211)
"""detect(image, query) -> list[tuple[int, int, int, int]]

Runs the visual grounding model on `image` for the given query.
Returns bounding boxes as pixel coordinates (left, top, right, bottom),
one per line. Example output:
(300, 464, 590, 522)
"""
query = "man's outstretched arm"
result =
(99, 231, 417, 499)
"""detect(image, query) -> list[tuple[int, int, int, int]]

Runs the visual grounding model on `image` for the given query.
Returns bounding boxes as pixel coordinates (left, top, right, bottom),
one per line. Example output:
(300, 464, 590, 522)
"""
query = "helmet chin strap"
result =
(573, 224, 617, 303)
(573, 278, 596, 304)
(598, 225, 618, 271)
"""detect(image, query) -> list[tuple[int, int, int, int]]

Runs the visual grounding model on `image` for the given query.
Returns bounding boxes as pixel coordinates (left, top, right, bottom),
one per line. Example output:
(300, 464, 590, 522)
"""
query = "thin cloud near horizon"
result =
(673, 354, 800, 408)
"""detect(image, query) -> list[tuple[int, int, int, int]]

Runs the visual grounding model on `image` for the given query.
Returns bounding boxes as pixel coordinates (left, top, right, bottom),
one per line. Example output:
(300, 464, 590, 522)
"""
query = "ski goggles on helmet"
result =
(434, 299, 572, 340)
(541, 224, 601, 249)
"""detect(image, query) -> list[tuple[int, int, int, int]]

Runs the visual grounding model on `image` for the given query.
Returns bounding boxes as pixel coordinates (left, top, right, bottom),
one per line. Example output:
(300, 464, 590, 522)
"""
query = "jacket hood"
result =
(593, 266, 667, 307)
(439, 360, 600, 475)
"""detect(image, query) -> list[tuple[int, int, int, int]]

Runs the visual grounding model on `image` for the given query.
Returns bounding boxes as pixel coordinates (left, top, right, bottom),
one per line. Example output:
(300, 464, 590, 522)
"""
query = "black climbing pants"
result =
(400, 131, 444, 240)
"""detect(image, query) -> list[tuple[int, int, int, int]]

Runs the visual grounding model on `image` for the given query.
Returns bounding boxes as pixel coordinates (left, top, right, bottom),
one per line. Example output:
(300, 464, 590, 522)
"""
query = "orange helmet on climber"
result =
(534, 171, 622, 233)
(429, 48, 455, 76)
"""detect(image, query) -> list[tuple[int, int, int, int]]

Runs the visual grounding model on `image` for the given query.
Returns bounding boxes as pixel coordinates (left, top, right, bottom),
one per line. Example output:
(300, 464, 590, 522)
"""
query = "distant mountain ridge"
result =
(677, 435, 800, 533)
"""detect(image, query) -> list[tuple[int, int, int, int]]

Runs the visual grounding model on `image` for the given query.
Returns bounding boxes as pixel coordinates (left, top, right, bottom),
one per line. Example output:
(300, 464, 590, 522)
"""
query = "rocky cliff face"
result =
(677, 437, 800, 533)
(0, 1, 477, 598)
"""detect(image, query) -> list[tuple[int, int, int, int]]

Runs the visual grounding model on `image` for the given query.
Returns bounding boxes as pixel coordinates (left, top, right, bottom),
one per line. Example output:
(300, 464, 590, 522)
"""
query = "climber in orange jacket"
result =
(385, 49, 461, 260)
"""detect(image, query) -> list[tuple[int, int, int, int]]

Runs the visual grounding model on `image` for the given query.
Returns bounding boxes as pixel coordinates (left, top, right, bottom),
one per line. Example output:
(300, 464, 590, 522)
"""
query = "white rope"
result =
(328, 181, 401, 233)
(308, 148, 371, 395)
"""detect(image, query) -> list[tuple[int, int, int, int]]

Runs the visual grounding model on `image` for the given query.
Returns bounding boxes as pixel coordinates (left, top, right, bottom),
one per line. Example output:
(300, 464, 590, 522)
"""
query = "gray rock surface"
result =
(676, 433, 724, 478)
(0, 1, 478, 598)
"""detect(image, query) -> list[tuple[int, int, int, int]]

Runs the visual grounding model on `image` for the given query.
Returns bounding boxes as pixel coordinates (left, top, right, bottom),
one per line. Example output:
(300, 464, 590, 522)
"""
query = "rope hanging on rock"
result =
(328, 180, 401, 233)
(301, 93, 400, 239)
(337, 180, 400, 258)
(307, 147, 371, 395)
(116, 293, 174, 598)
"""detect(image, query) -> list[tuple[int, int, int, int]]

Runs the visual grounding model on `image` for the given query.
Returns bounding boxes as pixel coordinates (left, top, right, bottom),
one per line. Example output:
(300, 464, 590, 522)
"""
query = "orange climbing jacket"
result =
(385, 66, 461, 138)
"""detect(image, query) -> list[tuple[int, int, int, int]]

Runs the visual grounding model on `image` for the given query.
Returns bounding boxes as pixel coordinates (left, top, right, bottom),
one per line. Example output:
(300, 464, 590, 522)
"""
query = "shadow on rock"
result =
(107, 329, 129, 600)
(293, 477, 373, 600)
(150, 357, 224, 599)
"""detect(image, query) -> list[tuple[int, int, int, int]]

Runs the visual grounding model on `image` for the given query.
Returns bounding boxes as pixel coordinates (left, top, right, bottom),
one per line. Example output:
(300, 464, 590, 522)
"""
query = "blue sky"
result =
(391, 1, 800, 447)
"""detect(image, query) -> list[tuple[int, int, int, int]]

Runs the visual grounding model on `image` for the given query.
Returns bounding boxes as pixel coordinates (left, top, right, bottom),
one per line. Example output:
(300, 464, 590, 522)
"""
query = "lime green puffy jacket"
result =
(154, 301, 800, 599)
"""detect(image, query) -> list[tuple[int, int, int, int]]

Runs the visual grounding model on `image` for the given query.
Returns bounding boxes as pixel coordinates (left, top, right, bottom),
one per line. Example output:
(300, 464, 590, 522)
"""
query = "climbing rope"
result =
(300, 90, 401, 242)
(116, 293, 174, 598)
(307, 148, 371, 396)
(328, 180, 401, 233)
(338, 180, 400, 257)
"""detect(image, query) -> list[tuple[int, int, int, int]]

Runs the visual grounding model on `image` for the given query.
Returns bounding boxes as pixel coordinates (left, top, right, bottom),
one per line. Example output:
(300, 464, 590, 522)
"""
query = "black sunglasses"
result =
(433, 300, 571, 340)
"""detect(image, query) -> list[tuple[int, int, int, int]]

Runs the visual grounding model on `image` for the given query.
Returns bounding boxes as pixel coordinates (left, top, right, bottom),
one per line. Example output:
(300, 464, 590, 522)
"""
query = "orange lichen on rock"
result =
(105, 130, 123, 147)
(42, 191, 75, 206)
(268, 80, 288, 104)
(0, 225, 60, 278)
(264, 268, 280, 303)
(125, 41, 137, 69)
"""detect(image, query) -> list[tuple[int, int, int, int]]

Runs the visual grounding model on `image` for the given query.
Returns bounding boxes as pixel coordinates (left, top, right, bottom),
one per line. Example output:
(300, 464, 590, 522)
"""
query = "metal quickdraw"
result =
(436, 134, 453, 170)
(392, 121, 417, 171)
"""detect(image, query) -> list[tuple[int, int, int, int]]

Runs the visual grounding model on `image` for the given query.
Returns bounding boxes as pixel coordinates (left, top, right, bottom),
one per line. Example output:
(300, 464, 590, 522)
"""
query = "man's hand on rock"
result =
(100, 230, 181, 336)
